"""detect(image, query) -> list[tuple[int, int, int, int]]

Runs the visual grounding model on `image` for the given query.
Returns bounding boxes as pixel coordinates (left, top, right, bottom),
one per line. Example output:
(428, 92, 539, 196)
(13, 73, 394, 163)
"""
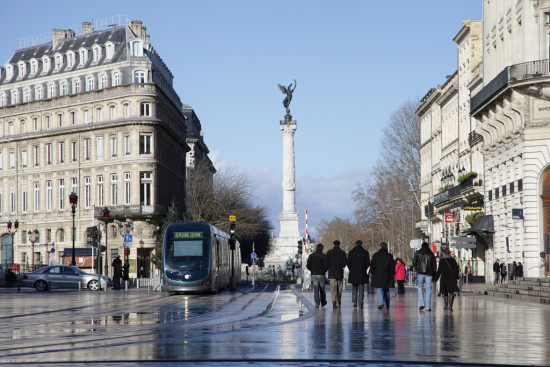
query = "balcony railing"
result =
(433, 177, 482, 206)
(471, 59, 550, 113)
(93, 205, 167, 218)
(468, 131, 482, 146)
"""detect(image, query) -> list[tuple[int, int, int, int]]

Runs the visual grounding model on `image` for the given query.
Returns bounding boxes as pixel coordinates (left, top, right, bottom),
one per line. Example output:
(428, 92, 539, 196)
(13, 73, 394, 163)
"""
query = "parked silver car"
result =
(21, 265, 110, 291)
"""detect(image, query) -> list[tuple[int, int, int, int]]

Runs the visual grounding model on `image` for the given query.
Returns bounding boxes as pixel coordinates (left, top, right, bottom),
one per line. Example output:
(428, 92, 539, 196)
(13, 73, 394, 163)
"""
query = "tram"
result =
(162, 222, 241, 293)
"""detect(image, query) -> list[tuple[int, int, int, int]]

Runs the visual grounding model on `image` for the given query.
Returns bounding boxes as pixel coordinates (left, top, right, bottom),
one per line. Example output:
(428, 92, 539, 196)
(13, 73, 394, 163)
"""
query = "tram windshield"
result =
(165, 230, 209, 271)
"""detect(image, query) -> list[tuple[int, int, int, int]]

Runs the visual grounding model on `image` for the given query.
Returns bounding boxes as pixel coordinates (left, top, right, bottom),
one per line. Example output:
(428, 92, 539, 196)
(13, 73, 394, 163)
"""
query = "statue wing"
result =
(278, 84, 287, 94)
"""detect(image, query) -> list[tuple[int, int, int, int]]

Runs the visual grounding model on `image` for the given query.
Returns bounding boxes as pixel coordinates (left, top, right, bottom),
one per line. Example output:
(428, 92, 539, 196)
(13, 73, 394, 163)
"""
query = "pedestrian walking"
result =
(395, 258, 406, 295)
(306, 243, 328, 308)
(112, 255, 122, 290)
(370, 242, 395, 310)
(465, 262, 472, 285)
(433, 248, 460, 311)
(123, 259, 130, 283)
(412, 242, 437, 311)
(511, 261, 517, 281)
(500, 262, 507, 284)
(325, 240, 347, 309)
(436, 256, 441, 297)
(516, 262, 524, 278)
(493, 259, 500, 284)
(347, 240, 370, 308)
(451, 251, 462, 295)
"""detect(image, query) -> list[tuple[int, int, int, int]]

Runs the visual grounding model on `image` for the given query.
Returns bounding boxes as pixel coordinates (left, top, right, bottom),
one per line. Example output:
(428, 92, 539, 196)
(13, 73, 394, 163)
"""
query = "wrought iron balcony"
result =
(468, 131, 482, 146)
(433, 177, 483, 206)
(471, 59, 550, 113)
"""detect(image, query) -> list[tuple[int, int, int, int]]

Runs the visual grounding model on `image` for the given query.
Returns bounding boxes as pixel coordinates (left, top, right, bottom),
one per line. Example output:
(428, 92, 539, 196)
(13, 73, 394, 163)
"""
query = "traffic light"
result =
(297, 240, 303, 255)
(229, 217, 237, 250)
(87, 226, 99, 247)
(124, 248, 130, 256)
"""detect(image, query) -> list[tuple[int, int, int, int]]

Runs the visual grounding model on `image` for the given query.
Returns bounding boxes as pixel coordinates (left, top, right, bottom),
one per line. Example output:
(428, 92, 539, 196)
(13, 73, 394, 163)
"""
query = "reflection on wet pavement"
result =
(0, 284, 548, 366)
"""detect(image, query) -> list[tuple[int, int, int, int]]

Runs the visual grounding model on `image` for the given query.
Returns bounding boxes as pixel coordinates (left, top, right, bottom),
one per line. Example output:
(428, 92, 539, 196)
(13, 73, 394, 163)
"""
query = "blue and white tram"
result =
(162, 222, 241, 293)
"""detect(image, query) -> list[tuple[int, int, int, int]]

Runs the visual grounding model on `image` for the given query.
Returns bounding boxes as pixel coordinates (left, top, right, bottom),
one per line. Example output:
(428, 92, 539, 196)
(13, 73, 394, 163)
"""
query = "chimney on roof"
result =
(130, 20, 143, 38)
(82, 22, 93, 34)
(52, 29, 76, 48)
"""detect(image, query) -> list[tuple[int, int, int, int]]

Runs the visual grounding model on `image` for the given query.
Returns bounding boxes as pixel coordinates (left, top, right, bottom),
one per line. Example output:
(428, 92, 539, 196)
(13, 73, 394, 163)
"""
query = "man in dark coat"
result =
(112, 255, 122, 290)
(325, 240, 347, 309)
(412, 242, 437, 311)
(493, 259, 500, 284)
(347, 240, 370, 309)
(306, 243, 328, 308)
(370, 242, 395, 309)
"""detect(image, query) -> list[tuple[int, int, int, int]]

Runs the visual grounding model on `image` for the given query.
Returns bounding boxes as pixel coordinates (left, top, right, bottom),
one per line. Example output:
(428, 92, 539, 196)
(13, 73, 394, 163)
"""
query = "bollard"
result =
(78, 281, 81, 292)
(125, 280, 128, 292)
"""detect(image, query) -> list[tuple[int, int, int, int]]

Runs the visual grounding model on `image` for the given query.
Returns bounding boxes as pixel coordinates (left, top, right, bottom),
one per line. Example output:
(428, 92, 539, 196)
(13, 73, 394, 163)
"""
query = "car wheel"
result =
(35, 280, 48, 291)
(88, 279, 100, 291)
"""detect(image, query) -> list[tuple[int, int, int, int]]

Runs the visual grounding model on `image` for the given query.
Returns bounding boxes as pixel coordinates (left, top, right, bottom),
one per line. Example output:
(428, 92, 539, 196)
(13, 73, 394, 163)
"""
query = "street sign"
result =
(124, 234, 133, 243)
(51, 247, 55, 253)
(449, 236, 477, 249)
(409, 239, 421, 249)
(229, 215, 236, 221)
(251, 252, 257, 259)
(444, 212, 455, 223)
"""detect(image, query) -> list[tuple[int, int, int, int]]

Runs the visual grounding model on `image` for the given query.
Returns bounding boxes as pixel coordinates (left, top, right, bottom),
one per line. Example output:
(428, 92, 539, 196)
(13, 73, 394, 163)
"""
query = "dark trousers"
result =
(113, 269, 122, 289)
(397, 280, 405, 294)
(311, 275, 327, 306)
(351, 283, 365, 305)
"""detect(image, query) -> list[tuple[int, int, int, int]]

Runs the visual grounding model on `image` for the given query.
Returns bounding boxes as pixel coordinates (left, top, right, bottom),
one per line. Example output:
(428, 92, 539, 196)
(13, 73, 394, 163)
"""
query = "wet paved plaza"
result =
(0, 283, 549, 366)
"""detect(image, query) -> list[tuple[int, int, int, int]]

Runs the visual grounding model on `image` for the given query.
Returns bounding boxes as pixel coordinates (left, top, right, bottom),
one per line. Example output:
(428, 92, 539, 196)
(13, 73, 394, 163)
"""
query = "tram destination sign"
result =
(174, 232, 202, 238)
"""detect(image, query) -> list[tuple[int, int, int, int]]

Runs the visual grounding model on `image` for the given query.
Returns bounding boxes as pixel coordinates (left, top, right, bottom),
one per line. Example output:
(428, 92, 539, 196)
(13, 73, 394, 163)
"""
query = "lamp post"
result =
(7, 220, 19, 270)
(27, 230, 38, 271)
(102, 207, 110, 277)
(69, 193, 78, 266)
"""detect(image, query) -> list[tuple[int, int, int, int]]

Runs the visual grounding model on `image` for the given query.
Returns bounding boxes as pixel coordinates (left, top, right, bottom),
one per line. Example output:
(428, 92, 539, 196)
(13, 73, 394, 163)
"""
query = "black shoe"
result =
(378, 305, 384, 310)
(426, 308, 432, 312)
(443, 295, 449, 310)
(353, 301, 357, 308)
(333, 302, 338, 310)
(360, 303, 364, 309)
(419, 306, 425, 310)
(315, 304, 320, 308)
(321, 300, 327, 307)
(385, 305, 389, 309)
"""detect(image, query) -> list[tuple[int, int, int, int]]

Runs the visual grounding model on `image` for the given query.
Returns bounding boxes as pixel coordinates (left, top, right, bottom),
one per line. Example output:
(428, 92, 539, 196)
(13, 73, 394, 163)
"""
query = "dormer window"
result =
(17, 62, 26, 78)
(92, 45, 102, 63)
(105, 43, 115, 59)
(131, 40, 143, 57)
(54, 54, 63, 71)
(79, 48, 88, 66)
(6, 65, 13, 79)
(30, 59, 38, 76)
(42, 57, 50, 73)
(66, 52, 75, 69)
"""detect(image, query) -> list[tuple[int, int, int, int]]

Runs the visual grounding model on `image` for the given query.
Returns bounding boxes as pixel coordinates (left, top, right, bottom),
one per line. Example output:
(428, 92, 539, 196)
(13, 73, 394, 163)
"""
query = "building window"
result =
(21, 150, 27, 167)
(33, 117, 39, 131)
(59, 142, 65, 163)
(124, 135, 130, 155)
(111, 137, 117, 157)
(110, 106, 116, 120)
(24, 88, 30, 102)
(46, 143, 52, 164)
(70, 112, 76, 125)
(518, 179, 523, 191)
(124, 172, 131, 205)
(79, 49, 87, 65)
(71, 141, 77, 162)
(36, 86, 43, 100)
(48, 84, 56, 98)
(140, 172, 152, 206)
(110, 173, 118, 205)
(140, 135, 152, 154)
(84, 139, 91, 160)
(73, 80, 80, 93)
(140, 102, 151, 116)
(0, 152, 2, 170)
(10, 190, 16, 214)
(488, 190, 492, 201)
(45, 116, 51, 130)
(58, 114, 63, 127)
(42, 57, 50, 73)
(123, 103, 130, 118)
(97, 175, 104, 206)
(46, 181, 52, 212)
(10, 152, 15, 169)
(84, 110, 90, 124)
(87, 77, 94, 91)
(502, 185, 507, 197)
(58, 179, 65, 209)
(84, 176, 91, 208)
(21, 120, 26, 133)
(0, 94, 5, 106)
(30, 60, 38, 75)
(12, 90, 18, 104)
(71, 178, 77, 195)
(99, 75, 107, 89)
(131, 40, 143, 57)
(22, 188, 27, 213)
(55, 55, 62, 70)
(60, 83, 68, 96)
(92, 47, 101, 63)
(46, 229, 52, 243)
(67, 52, 74, 68)
(495, 188, 499, 200)
(113, 72, 121, 86)
(97, 137, 104, 160)
(33, 146, 39, 166)
(96, 107, 103, 122)
(34, 182, 40, 212)
(134, 70, 146, 83)
(106, 43, 114, 59)
(8, 122, 13, 136)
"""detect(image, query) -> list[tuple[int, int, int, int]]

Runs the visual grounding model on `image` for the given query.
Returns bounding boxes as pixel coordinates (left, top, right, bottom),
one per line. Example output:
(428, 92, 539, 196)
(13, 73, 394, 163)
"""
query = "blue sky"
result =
(0, 1, 482, 237)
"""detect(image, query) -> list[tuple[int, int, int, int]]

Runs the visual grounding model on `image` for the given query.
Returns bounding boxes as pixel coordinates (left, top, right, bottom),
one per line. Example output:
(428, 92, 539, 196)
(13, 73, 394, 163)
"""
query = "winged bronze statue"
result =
(278, 80, 297, 114)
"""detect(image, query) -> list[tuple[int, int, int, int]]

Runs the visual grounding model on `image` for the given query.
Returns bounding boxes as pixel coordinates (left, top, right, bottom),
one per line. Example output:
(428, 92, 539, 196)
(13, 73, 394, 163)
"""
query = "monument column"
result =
(279, 120, 300, 238)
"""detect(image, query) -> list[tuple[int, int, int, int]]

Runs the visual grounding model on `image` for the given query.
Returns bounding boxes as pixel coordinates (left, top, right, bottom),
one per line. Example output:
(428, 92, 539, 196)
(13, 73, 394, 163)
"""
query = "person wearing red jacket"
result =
(395, 258, 406, 294)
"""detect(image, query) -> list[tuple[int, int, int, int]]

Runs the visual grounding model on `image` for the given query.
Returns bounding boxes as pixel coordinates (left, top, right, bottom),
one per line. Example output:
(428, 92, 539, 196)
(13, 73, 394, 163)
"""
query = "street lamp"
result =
(69, 192, 78, 266)
(27, 230, 38, 271)
(102, 207, 110, 277)
(6, 220, 19, 270)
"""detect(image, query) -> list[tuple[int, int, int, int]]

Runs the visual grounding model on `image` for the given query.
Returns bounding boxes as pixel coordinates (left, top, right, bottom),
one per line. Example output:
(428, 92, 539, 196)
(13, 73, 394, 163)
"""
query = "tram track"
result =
(0, 284, 296, 361)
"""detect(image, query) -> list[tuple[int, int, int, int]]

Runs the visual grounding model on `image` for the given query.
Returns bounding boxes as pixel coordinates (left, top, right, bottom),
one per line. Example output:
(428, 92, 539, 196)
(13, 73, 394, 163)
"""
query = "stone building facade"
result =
(417, 20, 485, 276)
(0, 19, 189, 277)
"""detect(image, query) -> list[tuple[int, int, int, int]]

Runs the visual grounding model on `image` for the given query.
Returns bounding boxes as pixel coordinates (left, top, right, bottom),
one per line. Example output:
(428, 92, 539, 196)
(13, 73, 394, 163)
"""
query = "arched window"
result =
(99, 74, 107, 89)
(73, 79, 80, 94)
(66, 52, 75, 68)
(134, 70, 146, 83)
(18, 62, 26, 78)
(113, 72, 121, 86)
(23, 88, 31, 102)
(42, 57, 50, 73)
(36, 86, 43, 100)
(6, 65, 13, 79)
(56, 229, 65, 242)
(0, 93, 5, 106)
(30, 59, 38, 76)
(87, 77, 94, 91)
(11, 90, 18, 104)
(79, 48, 87, 66)
(106, 43, 114, 59)
(54, 54, 63, 70)
(60, 83, 68, 96)
(48, 84, 56, 98)
(131, 40, 143, 57)
(92, 46, 101, 63)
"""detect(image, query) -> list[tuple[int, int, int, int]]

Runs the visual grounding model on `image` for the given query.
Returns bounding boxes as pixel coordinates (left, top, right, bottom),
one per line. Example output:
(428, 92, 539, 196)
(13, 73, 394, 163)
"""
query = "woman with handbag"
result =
(433, 248, 460, 311)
